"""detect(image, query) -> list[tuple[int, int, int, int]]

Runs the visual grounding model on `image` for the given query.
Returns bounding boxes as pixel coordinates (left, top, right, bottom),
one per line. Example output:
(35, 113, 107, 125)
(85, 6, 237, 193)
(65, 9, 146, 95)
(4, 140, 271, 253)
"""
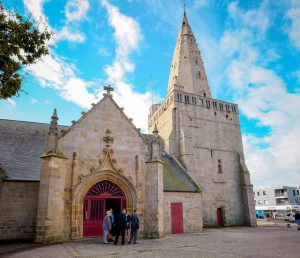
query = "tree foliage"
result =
(0, 2, 52, 99)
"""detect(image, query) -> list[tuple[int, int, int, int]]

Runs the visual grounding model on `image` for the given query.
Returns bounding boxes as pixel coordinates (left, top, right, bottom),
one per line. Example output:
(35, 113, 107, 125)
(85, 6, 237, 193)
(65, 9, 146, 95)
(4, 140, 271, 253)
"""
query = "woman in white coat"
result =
(102, 211, 112, 244)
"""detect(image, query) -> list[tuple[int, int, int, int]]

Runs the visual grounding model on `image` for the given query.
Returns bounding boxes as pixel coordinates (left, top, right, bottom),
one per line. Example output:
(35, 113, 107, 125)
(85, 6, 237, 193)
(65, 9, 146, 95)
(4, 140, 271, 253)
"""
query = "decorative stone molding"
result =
(91, 129, 123, 174)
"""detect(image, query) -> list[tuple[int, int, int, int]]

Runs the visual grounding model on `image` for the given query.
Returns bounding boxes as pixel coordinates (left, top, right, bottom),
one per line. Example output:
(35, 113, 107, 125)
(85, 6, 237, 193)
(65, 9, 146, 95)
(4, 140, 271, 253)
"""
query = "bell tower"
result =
(148, 6, 256, 227)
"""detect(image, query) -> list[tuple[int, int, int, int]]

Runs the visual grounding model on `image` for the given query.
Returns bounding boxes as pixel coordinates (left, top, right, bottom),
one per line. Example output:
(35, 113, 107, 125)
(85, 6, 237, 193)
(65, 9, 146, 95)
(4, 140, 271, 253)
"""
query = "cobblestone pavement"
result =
(0, 224, 299, 258)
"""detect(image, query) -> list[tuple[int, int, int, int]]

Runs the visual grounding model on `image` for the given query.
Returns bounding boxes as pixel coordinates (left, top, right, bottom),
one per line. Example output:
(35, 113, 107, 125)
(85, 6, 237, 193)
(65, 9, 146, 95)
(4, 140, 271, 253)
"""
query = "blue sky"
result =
(1, 0, 300, 188)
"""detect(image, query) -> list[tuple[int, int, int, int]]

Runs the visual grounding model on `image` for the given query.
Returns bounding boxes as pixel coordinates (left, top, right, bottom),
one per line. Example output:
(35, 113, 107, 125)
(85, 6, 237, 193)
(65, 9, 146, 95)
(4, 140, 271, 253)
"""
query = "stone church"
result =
(0, 10, 256, 243)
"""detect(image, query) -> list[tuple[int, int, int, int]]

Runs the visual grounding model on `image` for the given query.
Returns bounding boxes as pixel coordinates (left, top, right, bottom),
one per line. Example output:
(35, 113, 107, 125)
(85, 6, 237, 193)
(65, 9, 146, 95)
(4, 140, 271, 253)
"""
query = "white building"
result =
(254, 186, 300, 216)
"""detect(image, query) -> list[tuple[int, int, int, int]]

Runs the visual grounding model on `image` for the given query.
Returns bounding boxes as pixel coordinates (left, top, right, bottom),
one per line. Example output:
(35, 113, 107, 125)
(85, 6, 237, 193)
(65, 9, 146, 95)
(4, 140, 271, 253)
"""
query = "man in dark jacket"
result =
(114, 209, 127, 245)
(129, 209, 139, 244)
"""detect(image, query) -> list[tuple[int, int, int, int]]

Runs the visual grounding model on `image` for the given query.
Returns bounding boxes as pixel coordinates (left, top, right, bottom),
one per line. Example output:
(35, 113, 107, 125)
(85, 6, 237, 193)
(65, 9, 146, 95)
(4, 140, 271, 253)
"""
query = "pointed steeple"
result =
(167, 6, 211, 97)
(45, 108, 59, 153)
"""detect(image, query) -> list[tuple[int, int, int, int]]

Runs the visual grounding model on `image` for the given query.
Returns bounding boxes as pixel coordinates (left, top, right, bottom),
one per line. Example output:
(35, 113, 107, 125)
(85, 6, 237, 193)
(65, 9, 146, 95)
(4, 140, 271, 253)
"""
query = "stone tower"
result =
(148, 9, 256, 227)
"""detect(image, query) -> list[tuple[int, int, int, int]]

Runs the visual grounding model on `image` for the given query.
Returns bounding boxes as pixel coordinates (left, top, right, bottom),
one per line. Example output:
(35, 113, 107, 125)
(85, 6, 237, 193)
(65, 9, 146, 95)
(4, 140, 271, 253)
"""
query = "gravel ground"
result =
(0, 224, 299, 258)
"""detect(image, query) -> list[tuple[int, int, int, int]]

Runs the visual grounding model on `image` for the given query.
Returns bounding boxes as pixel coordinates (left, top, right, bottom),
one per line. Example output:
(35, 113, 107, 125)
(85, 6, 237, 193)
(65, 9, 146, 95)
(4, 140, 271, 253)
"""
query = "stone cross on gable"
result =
(104, 85, 114, 95)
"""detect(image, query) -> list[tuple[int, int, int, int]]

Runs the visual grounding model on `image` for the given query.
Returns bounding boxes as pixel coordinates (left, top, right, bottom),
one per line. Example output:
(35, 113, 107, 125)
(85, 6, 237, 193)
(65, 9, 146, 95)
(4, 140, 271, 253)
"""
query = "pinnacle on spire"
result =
(46, 108, 59, 153)
(153, 124, 158, 135)
(52, 108, 58, 119)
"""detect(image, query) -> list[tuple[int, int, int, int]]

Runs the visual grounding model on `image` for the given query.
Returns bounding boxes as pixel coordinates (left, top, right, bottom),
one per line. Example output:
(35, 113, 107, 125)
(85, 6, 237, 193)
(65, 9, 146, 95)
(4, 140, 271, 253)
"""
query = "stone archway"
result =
(71, 170, 137, 239)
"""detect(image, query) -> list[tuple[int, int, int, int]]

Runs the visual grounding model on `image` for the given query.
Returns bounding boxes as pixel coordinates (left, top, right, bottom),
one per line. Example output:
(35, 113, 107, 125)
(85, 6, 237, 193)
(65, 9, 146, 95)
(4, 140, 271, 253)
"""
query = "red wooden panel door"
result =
(171, 202, 183, 234)
(217, 208, 223, 226)
(83, 199, 105, 237)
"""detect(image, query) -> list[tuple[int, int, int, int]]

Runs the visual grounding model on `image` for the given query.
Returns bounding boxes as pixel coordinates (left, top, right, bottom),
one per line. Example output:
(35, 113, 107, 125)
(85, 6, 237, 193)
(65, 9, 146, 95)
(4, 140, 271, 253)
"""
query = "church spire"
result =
(167, 5, 211, 97)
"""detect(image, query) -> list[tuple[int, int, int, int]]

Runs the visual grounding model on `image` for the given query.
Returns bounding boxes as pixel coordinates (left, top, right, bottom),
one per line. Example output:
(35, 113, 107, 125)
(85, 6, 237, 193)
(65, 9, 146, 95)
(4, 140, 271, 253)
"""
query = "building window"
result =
(217, 159, 222, 174)
(293, 190, 296, 196)
(264, 200, 269, 205)
(263, 191, 267, 196)
(257, 192, 260, 196)
(206, 99, 210, 108)
(179, 94, 182, 102)
(191, 96, 196, 104)
(213, 101, 217, 109)
(198, 71, 201, 79)
(258, 200, 263, 205)
(219, 103, 223, 110)
(297, 190, 300, 195)
(184, 95, 190, 103)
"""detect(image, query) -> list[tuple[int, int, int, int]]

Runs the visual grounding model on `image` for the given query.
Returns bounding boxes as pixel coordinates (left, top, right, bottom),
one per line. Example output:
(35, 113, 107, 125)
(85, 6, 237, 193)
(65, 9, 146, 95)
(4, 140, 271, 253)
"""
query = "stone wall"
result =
(163, 192, 203, 234)
(0, 181, 39, 240)
(176, 101, 246, 226)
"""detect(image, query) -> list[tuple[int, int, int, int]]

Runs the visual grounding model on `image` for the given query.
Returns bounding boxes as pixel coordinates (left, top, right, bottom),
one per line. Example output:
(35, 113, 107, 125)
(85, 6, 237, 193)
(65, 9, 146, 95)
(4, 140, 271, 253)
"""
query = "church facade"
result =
(0, 10, 256, 243)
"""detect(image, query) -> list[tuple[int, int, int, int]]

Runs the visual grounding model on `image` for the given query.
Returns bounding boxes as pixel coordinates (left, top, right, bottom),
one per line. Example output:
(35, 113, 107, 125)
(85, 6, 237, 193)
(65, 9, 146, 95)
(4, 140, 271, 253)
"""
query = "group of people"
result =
(102, 208, 140, 245)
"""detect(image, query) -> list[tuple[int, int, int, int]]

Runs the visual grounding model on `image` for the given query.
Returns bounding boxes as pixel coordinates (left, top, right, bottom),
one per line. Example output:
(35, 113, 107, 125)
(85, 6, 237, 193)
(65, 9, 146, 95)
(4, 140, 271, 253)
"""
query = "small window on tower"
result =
(218, 159, 222, 174)
(203, 92, 206, 97)
(195, 59, 198, 64)
(198, 71, 201, 79)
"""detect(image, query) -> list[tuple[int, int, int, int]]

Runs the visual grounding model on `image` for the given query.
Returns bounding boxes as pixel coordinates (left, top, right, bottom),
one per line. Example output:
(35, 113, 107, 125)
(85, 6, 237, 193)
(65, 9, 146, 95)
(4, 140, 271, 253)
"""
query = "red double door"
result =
(83, 180, 126, 238)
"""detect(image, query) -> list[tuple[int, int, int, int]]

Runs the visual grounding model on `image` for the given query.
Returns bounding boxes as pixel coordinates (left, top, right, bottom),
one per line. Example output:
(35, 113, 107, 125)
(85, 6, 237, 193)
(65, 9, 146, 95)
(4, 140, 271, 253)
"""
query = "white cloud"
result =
(27, 53, 97, 109)
(101, 0, 152, 130)
(22, 0, 153, 131)
(6, 99, 16, 106)
(54, 26, 85, 43)
(23, 0, 50, 31)
(286, 2, 300, 50)
(23, 0, 87, 44)
(219, 1, 300, 187)
(65, 0, 90, 22)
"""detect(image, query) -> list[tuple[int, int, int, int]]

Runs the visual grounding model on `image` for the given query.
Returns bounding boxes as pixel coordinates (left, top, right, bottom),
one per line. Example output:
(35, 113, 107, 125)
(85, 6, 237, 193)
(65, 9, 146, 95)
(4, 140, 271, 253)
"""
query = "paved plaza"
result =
(0, 224, 299, 258)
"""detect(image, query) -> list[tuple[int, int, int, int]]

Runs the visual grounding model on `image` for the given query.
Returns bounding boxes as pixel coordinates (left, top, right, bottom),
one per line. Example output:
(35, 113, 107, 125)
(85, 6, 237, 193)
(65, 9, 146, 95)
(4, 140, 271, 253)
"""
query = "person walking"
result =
(114, 209, 127, 245)
(125, 210, 131, 243)
(295, 210, 300, 231)
(129, 209, 139, 244)
(102, 211, 112, 244)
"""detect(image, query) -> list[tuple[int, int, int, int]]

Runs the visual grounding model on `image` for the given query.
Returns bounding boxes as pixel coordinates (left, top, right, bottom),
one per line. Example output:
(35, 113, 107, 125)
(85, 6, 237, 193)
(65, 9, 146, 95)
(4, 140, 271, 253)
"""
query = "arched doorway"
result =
(83, 180, 126, 237)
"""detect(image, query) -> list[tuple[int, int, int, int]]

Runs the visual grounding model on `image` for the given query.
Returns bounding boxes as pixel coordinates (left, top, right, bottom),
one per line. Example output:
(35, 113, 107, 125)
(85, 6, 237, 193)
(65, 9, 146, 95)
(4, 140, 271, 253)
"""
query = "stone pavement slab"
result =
(0, 226, 299, 258)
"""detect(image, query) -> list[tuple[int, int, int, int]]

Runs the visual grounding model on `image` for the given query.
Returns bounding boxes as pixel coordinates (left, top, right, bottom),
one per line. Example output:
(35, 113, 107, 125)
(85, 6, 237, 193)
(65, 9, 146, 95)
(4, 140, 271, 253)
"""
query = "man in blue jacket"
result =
(129, 209, 140, 244)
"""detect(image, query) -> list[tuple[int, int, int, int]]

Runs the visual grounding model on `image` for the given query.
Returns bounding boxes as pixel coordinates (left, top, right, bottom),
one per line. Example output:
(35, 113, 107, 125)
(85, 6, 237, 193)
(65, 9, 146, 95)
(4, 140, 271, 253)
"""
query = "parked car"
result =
(256, 210, 265, 219)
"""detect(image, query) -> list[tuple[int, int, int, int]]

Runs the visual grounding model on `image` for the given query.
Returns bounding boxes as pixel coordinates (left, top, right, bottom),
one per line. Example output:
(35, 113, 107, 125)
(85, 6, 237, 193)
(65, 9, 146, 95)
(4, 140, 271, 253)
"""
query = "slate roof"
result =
(0, 119, 68, 181)
(0, 119, 200, 193)
(162, 152, 200, 192)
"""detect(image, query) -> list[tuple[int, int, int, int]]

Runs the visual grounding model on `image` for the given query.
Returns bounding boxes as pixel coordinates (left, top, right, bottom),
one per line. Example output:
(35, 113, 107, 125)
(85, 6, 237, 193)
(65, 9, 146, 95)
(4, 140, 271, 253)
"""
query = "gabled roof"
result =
(162, 152, 200, 192)
(62, 94, 143, 139)
(0, 119, 68, 181)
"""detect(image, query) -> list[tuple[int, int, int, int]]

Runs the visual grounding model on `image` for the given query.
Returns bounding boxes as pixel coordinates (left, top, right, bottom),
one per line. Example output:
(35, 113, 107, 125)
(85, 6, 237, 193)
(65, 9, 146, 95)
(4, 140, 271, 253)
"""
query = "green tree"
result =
(0, 2, 52, 99)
